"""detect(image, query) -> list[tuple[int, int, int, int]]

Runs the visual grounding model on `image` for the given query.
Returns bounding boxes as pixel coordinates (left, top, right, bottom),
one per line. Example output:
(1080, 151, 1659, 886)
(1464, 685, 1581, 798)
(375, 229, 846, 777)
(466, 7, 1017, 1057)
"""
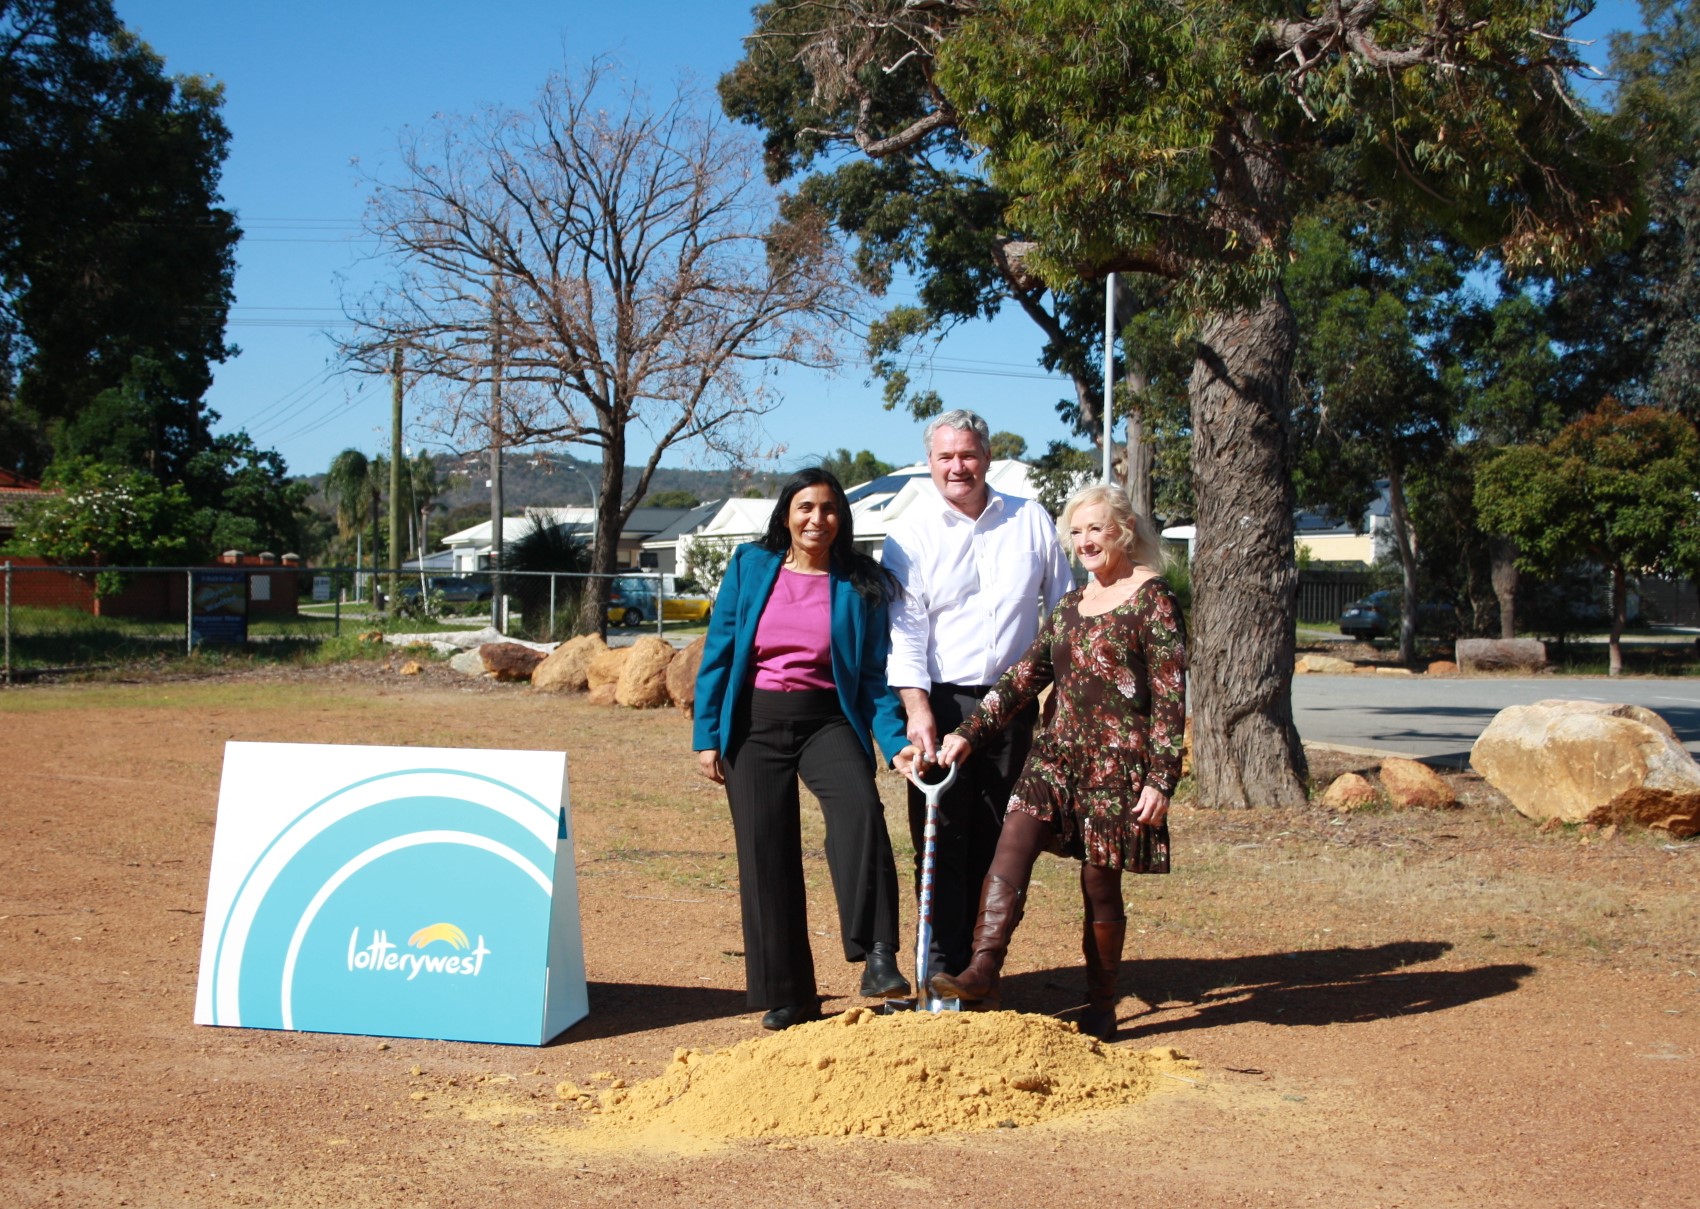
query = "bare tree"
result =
(346, 61, 856, 633)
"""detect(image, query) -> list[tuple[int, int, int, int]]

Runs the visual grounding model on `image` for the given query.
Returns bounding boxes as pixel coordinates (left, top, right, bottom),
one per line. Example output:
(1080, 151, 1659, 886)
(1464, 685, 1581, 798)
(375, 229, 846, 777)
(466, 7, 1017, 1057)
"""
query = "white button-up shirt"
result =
(882, 486, 1074, 690)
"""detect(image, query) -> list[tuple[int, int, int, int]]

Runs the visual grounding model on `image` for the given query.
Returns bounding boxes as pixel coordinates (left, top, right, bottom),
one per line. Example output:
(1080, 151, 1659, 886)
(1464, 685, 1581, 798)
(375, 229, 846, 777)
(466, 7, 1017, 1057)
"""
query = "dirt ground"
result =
(2, 661, 1697, 1208)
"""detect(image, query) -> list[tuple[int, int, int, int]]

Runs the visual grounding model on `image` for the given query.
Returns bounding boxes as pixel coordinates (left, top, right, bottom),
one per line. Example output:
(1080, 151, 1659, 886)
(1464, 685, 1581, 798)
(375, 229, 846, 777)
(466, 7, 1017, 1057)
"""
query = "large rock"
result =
(1586, 789, 1700, 839)
(587, 646, 631, 690)
(532, 634, 608, 693)
(449, 649, 488, 677)
(615, 635, 675, 708)
(587, 682, 618, 706)
(1378, 757, 1457, 810)
(1320, 772, 1378, 812)
(1426, 660, 1459, 677)
(1296, 653, 1355, 675)
(1455, 638, 1547, 674)
(481, 642, 546, 682)
(1471, 699, 1700, 835)
(667, 635, 706, 716)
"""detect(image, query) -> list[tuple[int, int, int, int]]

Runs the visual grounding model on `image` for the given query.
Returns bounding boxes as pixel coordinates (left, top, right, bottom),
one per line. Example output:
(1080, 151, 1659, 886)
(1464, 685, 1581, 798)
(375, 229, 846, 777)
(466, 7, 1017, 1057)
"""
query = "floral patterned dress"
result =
(954, 576, 1188, 873)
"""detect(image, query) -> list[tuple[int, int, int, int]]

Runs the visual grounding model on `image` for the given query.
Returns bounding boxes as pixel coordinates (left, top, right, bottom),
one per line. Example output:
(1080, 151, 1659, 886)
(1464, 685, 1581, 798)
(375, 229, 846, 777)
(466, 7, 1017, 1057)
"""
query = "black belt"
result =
(935, 682, 995, 698)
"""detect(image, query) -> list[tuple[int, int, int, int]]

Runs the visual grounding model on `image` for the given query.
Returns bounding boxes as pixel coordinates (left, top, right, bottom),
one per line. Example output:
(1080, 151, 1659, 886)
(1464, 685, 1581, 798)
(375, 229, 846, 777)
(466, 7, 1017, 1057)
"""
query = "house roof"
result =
(642, 461, 1048, 552)
(0, 471, 52, 533)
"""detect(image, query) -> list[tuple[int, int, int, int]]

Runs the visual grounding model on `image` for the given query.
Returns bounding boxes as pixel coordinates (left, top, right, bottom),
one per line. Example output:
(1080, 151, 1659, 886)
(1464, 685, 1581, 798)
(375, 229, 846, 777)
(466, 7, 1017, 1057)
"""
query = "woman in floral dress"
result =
(895, 483, 1187, 1039)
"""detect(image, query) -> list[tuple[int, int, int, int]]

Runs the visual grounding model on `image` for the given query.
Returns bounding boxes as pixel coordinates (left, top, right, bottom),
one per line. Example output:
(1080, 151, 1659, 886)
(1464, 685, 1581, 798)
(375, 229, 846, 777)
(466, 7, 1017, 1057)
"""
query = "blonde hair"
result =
(1058, 484, 1163, 572)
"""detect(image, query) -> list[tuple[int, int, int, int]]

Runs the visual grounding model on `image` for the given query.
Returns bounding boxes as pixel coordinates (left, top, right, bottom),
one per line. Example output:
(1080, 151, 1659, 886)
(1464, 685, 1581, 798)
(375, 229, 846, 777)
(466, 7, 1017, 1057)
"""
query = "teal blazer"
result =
(692, 543, 908, 767)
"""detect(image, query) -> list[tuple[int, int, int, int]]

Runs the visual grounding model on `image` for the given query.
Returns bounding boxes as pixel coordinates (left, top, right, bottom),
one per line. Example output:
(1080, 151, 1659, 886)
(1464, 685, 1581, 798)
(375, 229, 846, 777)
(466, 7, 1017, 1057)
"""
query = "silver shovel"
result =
(900, 760, 962, 1013)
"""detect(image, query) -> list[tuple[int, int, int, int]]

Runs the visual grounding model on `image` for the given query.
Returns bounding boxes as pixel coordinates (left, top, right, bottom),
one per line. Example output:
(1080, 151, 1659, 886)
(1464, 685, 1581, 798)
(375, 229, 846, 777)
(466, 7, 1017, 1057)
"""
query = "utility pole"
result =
(1102, 273, 1116, 485)
(388, 346, 403, 606)
(488, 276, 505, 632)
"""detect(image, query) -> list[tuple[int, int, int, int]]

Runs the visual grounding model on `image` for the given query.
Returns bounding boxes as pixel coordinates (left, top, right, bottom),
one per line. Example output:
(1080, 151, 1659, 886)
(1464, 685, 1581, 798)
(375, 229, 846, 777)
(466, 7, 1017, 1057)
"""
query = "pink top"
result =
(751, 567, 835, 691)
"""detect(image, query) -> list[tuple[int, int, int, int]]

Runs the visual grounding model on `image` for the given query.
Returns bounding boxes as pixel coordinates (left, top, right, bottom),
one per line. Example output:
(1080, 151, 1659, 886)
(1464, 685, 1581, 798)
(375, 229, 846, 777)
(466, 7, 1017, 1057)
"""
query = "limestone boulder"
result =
(481, 642, 546, 682)
(1426, 660, 1459, 677)
(587, 682, 618, 706)
(1379, 757, 1457, 810)
(1455, 637, 1546, 674)
(1471, 699, 1700, 835)
(667, 635, 706, 717)
(449, 649, 488, 677)
(616, 636, 676, 708)
(587, 647, 631, 690)
(1320, 772, 1378, 812)
(1296, 653, 1356, 675)
(532, 634, 608, 693)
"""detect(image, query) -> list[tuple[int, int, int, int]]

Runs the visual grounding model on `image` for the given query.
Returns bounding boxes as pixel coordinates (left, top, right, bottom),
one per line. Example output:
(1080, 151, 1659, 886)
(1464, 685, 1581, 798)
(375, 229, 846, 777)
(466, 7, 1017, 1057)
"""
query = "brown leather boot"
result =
(1078, 917, 1126, 1041)
(929, 874, 1025, 1003)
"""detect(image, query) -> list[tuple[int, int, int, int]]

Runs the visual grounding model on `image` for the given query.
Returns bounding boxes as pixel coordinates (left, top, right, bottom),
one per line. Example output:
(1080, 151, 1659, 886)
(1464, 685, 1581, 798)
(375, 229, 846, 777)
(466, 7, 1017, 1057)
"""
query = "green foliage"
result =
(935, 0, 1629, 297)
(5, 458, 193, 593)
(1548, 0, 1700, 419)
(1475, 401, 1700, 581)
(1, 0, 239, 478)
(988, 431, 1027, 461)
(643, 489, 702, 509)
(681, 536, 735, 595)
(817, 448, 895, 486)
(1027, 441, 1097, 517)
(182, 432, 309, 556)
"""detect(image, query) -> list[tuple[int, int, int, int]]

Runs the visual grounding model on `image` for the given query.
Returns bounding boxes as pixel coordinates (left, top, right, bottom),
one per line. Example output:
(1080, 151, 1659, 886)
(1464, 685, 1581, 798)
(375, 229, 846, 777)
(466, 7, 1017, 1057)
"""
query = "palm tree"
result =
(325, 448, 386, 603)
(404, 451, 447, 562)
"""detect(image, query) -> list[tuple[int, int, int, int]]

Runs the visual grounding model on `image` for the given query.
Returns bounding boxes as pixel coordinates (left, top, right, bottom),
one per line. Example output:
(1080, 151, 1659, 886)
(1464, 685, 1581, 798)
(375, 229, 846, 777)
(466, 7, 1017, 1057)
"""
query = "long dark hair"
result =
(758, 467, 897, 603)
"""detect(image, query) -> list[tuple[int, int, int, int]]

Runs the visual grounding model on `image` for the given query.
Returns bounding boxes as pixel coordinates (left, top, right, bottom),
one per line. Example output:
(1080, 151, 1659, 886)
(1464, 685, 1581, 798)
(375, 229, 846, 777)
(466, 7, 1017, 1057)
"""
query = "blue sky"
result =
(116, 0, 1646, 482)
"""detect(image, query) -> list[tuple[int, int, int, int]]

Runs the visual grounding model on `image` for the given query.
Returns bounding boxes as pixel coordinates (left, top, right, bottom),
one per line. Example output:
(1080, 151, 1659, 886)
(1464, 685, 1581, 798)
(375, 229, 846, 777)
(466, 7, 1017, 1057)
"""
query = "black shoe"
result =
(858, 941, 912, 998)
(760, 1000, 822, 1031)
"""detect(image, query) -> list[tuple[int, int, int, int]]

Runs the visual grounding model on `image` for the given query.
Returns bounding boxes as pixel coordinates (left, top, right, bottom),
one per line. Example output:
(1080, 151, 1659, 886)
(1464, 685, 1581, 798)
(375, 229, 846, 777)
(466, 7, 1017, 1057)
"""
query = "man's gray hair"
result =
(923, 409, 992, 458)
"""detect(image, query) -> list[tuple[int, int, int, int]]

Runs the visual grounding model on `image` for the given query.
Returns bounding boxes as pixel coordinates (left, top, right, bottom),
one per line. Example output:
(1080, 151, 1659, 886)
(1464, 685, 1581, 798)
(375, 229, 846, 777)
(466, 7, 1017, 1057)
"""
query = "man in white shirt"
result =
(882, 409, 1074, 984)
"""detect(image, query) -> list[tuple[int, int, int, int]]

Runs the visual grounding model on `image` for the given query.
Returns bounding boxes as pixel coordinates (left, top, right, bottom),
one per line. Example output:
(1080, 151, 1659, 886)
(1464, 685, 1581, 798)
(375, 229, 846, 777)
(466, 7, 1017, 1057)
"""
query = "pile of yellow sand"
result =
(582, 1007, 1192, 1142)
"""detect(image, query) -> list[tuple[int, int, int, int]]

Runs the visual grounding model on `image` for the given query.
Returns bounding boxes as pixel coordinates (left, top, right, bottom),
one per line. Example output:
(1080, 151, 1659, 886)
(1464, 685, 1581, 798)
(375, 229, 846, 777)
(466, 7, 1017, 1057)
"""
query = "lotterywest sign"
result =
(194, 742, 586, 1045)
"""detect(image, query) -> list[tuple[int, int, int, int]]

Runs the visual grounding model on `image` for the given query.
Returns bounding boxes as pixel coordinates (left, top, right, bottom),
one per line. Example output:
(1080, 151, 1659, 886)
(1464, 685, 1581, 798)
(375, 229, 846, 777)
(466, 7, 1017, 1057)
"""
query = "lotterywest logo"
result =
(346, 922, 491, 981)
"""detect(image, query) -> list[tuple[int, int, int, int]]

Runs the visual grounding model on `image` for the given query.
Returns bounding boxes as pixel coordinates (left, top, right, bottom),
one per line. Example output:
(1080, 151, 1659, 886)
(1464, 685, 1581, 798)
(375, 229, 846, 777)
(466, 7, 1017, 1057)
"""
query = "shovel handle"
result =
(903, 760, 958, 800)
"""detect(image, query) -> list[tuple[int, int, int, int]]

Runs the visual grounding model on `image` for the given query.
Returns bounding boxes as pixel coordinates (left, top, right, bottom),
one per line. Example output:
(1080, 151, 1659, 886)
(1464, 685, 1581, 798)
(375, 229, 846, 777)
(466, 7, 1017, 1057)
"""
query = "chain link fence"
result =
(2, 562, 698, 681)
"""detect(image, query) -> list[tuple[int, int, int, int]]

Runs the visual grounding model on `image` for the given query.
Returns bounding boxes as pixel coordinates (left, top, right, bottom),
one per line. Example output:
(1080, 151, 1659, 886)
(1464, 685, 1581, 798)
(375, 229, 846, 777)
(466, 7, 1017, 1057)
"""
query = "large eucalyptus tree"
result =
(724, 0, 1633, 807)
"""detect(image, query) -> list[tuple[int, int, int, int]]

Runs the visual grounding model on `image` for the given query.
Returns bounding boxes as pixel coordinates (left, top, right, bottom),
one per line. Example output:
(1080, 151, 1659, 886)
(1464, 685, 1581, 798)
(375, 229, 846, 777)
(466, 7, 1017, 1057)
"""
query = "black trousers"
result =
(909, 685, 1039, 974)
(725, 688, 901, 1009)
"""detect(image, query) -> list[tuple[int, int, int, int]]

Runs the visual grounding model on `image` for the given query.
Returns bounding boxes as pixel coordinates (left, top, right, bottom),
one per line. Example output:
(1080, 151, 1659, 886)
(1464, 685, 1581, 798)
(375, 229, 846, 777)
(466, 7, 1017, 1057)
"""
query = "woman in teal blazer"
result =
(693, 468, 910, 1030)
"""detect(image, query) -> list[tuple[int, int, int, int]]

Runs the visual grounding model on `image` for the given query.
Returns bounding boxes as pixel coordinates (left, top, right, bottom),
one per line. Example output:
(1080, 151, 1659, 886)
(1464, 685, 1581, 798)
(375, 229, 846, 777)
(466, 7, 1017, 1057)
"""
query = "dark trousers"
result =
(725, 688, 901, 1009)
(909, 685, 1039, 974)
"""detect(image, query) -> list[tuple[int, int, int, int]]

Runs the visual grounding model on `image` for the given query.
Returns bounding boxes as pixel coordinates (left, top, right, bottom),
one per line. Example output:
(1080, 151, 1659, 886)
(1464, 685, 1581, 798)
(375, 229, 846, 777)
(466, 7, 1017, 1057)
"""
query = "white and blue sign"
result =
(194, 742, 587, 1046)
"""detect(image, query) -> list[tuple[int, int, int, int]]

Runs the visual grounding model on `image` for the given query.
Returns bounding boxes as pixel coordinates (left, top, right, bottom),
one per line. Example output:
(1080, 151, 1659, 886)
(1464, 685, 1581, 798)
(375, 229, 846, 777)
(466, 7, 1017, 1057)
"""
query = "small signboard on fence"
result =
(191, 569, 248, 645)
(194, 742, 587, 1046)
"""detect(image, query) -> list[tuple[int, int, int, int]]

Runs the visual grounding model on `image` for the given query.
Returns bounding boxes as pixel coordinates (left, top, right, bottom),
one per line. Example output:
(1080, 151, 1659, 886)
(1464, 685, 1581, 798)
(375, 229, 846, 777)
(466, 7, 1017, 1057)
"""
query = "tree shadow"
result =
(549, 980, 750, 1043)
(1001, 940, 1536, 1037)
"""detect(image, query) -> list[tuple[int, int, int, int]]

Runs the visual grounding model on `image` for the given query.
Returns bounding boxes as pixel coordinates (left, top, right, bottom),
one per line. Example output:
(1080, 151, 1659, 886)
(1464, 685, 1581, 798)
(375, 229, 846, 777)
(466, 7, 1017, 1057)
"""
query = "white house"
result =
(644, 460, 1049, 585)
(435, 505, 689, 574)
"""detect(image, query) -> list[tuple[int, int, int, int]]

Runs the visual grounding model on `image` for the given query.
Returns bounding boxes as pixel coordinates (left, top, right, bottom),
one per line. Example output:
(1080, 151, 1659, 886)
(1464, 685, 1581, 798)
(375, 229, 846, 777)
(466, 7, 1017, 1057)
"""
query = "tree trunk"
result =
(574, 440, 626, 638)
(1188, 288, 1309, 809)
(1387, 463, 1420, 666)
(1489, 536, 1518, 639)
(1609, 562, 1625, 677)
(1124, 367, 1156, 521)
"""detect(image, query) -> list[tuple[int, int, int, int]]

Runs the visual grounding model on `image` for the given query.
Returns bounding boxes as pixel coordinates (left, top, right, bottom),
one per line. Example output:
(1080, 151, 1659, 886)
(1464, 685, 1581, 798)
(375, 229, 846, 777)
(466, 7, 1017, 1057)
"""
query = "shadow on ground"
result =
(1000, 940, 1536, 1037)
(555, 981, 751, 1042)
(560, 941, 1535, 1043)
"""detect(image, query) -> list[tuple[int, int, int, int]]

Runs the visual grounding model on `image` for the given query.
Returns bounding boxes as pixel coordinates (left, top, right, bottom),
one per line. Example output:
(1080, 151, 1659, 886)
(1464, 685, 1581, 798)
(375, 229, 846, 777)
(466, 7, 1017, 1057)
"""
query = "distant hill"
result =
(296, 452, 787, 511)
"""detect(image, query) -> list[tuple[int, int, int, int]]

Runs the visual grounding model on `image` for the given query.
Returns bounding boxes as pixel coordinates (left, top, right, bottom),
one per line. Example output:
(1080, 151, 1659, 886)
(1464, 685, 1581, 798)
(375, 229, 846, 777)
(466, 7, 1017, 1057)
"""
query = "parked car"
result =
(399, 576, 493, 608)
(1339, 590, 1456, 640)
(606, 576, 713, 626)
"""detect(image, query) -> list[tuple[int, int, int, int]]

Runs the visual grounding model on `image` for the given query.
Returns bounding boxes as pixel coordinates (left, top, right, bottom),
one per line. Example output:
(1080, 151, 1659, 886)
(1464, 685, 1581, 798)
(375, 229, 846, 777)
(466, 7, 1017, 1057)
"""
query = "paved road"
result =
(1292, 675, 1700, 765)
